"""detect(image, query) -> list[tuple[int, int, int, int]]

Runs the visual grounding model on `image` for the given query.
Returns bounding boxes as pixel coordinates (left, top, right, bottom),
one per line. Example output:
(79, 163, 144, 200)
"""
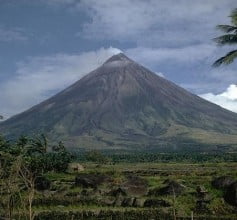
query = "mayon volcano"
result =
(1, 53, 237, 151)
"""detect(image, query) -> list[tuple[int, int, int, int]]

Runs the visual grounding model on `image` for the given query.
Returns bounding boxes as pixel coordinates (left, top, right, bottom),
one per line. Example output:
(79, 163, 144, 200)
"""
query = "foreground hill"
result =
(1, 53, 237, 151)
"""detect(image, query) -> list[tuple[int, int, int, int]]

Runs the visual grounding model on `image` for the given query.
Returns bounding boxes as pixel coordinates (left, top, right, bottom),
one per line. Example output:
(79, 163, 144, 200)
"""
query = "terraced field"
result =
(27, 162, 237, 219)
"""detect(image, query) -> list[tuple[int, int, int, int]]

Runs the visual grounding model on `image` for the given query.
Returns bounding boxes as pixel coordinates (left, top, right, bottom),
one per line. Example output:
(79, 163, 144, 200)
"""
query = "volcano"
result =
(1, 53, 237, 151)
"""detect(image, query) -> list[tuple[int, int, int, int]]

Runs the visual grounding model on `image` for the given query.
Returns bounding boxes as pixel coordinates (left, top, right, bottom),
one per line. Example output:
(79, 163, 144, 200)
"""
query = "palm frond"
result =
(213, 34, 237, 45)
(230, 8, 237, 26)
(216, 25, 237, 33)
(213, 50, 237, 67)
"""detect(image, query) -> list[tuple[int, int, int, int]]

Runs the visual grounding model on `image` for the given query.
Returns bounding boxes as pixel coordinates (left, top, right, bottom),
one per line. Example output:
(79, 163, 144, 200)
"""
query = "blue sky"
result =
(0, 0, 237, 118)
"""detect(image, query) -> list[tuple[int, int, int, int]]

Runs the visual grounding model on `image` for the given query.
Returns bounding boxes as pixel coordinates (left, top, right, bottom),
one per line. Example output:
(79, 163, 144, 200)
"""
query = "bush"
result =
(35, 175, 51, 191)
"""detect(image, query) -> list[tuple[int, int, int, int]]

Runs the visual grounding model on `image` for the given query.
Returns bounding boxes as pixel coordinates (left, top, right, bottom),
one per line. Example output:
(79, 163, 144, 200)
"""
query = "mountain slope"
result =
(1, 53, 237, 151)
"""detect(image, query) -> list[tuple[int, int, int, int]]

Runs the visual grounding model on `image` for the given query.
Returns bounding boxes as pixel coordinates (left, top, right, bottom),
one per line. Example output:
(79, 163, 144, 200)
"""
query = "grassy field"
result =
(21, 161, 237, 219)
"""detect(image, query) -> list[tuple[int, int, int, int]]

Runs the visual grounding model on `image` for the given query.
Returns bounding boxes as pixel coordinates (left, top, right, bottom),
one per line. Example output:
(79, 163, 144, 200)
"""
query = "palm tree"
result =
(31, 134, 48, 154)
(213, 8, 237, 66)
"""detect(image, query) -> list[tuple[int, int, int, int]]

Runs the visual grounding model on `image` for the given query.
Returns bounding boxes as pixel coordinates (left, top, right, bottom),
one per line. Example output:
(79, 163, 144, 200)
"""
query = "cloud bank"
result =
(77, 0, 235, 47)
(200, 84, 237, 113)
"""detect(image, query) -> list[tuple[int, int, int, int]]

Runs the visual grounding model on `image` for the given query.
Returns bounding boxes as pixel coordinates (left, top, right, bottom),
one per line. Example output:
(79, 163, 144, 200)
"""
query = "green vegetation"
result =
(85, 150, 109, 164)
(1, 136, 236, 219)
(76, 151, 237, 163)
(213, 8, 237, 66)
(0, 134, 72, 219)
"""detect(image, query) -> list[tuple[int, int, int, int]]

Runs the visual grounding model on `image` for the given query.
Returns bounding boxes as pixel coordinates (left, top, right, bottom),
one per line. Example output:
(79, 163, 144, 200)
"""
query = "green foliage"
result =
(230, 8, 237, 26)
(85, 150, 109, 164)
(213, 8, 237, 66)
(34, 209, 170, 220)
(214, 34, 237, 45)
(0, 134, 73, 219)
(0, 134, 72, 175)
(217, 25, 237, 33)
(76, 151, 237, 163)
(1, 134, 237, 219)
(43, 151, 72, 173)
(0, 135, 10, 150)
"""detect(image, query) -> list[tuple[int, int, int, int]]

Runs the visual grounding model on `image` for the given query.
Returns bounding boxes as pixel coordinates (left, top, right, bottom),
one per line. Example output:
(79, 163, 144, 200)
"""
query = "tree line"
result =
(76, 151, 237, 164)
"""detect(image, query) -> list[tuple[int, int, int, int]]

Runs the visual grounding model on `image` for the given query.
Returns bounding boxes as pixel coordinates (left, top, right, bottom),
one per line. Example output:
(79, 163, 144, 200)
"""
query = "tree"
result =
(30, 134, 48, 154)
(0, 134, 72, 219)
(52, 141, 66, 152)
(22, 137, 72, 174)
(213, 8, 237, 66)
(0, 135, 9, 151)
(0, 153, 22, 220)
(18, 157, 36, 220)
(85, 150, 109, 164)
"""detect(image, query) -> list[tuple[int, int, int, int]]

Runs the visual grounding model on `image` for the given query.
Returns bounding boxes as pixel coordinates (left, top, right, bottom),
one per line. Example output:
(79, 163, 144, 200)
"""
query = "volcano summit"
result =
(1, 53, 237, 151)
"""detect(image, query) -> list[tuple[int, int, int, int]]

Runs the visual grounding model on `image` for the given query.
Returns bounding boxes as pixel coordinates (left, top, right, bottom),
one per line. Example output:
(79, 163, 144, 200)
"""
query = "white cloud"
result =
(200, 84, 237, 113)
(0, 27, 28, 42)
(36, 0, 237, 96)
(220, 85, 237, 100)
(126, 44, 217, 65)
(76, 0, 236, 47)
(0, 47, 121, 118)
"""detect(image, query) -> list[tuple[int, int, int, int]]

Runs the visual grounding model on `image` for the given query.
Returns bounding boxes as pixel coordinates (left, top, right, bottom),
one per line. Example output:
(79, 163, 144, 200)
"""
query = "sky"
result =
(0, 0, 237, 118)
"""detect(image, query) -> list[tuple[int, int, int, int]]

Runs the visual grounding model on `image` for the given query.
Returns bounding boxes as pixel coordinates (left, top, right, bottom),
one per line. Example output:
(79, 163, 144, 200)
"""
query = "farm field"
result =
(23, 162, 237, 219)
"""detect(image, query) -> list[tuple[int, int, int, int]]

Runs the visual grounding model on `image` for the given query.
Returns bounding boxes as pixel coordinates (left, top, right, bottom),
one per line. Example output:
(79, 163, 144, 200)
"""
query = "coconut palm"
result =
(213, 8, 237, 67)
(31, 134, 48, 154)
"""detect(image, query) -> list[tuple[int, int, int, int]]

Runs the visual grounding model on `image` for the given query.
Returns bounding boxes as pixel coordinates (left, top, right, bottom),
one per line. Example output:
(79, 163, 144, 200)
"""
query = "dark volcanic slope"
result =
(1, 53, 237, 151)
